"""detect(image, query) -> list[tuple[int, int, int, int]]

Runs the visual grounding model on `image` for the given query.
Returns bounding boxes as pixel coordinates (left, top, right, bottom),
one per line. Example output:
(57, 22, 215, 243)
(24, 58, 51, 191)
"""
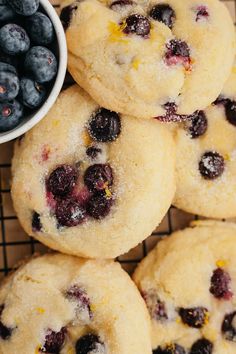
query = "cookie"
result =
(11, 85, 175, 258)
(173, 63, 236, 218)
(60, 0, 235, 120)
(133, 220, 236, 354)
(0, 253, 152, 354)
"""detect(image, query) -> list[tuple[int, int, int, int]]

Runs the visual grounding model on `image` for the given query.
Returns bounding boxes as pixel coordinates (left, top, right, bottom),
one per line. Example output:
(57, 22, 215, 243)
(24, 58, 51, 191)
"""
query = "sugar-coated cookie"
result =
(11, 85, 175, 258)
(60, 0, 235, 119)
(0, 253, 152, 354)
(133, 220, 236, 354)
(174, 63, 236, 218)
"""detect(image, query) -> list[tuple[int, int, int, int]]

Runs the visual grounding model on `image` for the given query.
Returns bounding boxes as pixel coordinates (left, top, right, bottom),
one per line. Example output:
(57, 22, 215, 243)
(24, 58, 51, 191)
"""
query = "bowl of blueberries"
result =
(0, 0, 67, 144)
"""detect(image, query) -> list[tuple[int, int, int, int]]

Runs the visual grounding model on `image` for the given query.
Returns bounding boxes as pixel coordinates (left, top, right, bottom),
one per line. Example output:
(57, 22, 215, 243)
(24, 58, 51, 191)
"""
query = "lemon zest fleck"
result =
(36, 307, 45, 314)
(132, 58, 140, 70)
(82, 131, 92, 146)
(35, 345, 41, 354)
(232, 67, 236, 74)
(175, 317, 181, 324)
(108, 21, 128, 43)
(216, 259, 227, 268)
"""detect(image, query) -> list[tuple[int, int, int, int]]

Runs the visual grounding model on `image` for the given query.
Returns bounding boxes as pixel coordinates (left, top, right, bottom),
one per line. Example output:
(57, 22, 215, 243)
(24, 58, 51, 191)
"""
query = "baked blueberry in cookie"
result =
(61, 0, 235, 119)
(11, 85, 175, 258)
(0, 253, 152, 353)
(174, 61, 236, 218)
(133, 221, 236, 353)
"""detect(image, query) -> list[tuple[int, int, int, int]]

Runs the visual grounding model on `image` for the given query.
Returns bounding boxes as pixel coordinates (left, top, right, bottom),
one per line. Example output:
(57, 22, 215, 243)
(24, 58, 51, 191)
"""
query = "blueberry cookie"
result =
(174, 63, 236, 218)
(133, 220, 236, 354)
(0, 253, 152, 354)
(60, 0, 235, 120)
(11, 85, 175, 258)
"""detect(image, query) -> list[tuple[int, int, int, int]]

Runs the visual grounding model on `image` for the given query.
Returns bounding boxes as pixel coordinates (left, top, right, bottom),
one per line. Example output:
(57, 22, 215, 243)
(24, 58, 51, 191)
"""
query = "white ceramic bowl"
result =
(0, 0, 67, 144)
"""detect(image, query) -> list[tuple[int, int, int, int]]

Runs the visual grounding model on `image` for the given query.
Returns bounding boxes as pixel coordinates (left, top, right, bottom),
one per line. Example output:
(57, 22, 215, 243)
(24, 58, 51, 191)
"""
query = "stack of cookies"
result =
(1, 0, 236, 352)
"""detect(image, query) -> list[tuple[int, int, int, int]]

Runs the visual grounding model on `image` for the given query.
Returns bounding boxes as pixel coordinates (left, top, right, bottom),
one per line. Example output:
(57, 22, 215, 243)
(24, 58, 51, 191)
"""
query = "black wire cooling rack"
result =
(0, 0, 234, 277)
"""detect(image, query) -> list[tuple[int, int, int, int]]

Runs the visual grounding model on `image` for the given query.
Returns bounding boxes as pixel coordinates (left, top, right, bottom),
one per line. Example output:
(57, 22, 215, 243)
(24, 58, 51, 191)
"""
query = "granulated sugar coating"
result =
(61, 0, 235, 119)
(11, 85, 175, 259)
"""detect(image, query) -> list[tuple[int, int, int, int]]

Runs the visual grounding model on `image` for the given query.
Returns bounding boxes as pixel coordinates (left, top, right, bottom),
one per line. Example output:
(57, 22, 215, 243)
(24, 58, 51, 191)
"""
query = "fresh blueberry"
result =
(0, 70, 19, 102)
(56, 198, 86, 227)
(224, 100, 236, 126)
(149, 4, 176, 29)
(178, 307, 208, 328)
(190, 338, 213, 354)
(84, 164, 113, 192)
(123, 14, 151, 36)
(0, 24, 30, 55)
(185, 111, 208, 138)
(88, 108, 121, 142)
(26, 12, 54, 45)
(32, 211, 42, 232)
(110, 0, 134, 10)
(153, 343, 186, 354)
(0, 0, 15, 23)
(76, 334, 105, 354)
(199, 151, 224, 180)
(210, 268, 232, 300)
(142, 289, 168, 321)
(0, 99, 23, 132)
(0, 305, 12, 340)
(40, 327, 66, 353)
(222, 311, 236, 342)
(60, 3, 78, 31)
(7, 0, 39, 16)
(86, 146, 102, 159)
(0, 62, 17, 75)
(24, 46, 57, 83)
(86, 193, 113, 219)
(47, 165, 78, 198)
(19, 77, 46, 109)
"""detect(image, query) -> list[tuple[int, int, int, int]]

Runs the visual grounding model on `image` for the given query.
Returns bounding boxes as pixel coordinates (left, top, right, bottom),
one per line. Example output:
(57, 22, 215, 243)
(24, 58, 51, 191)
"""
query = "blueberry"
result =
(60, 3, 78, 31)
(0, 24, 30, 55)
(75, 334, 105, 354)
(153, 343, 186, 354)
(88, 108, 121, 142)
(0, 99, 23, 132)
(184, 111, 208, 138)
(210, 268, 232, 300)
(0, 0, 15, 23)
(195, 6, 209, 22)
(165, 39, 191, 70)
(199, 151, 224, 180)
(84, 164, 113, 192)
(142, 289, 168, 321)
(123, 14, 151, 36)
(41, 327, 66, 353)
(19, 77, 46, 109)
(86, 193, 113, 219)
(0, 70, 19, 102)
(0, 305, 12, 340)
(24, 46, 57, 83)
(0, 62, 17, 75)
(149, 4, 176, 29)
(179, 307, 208, 328)
(26, 12, 54, 45)
(66, 285, 92, 319)
(222, 311, 236, 342)
(32, 211, 42, 232)
(47, 165, 78, 198)
(110, 0, 134, 10)
(225, 100, 236, 126)
(190, 338, 213, 354)
(7, 0, 39, 16)
(86, 146, 102, 159)
(56, 198, 86, 227)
